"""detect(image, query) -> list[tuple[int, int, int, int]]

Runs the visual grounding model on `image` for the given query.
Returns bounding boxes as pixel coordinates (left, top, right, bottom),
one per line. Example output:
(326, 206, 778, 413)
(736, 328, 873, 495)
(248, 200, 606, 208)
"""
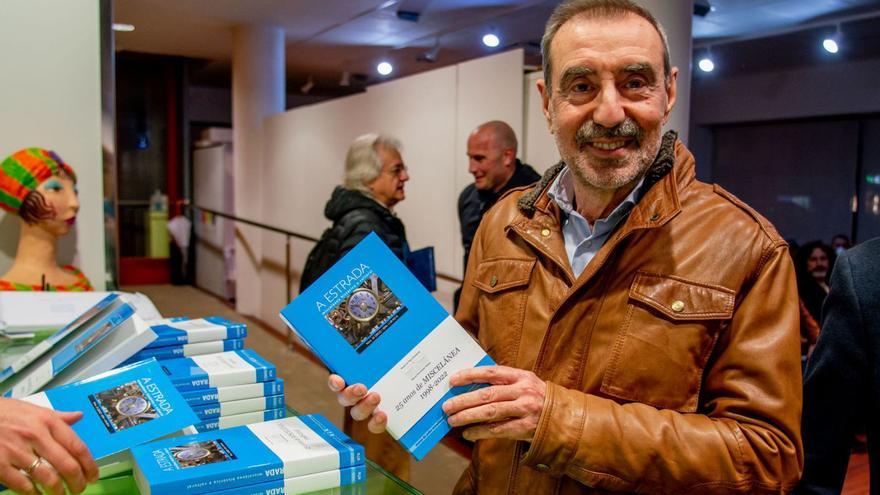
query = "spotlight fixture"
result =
(698, 46, 715, 73)
(112, 23, 135, 32)
(418, 38, 441, 63)
(377, 61, 393, 76)
(339, 71, 351, 87)
(823, 25, 841, 54)
(482, 33, 500, 48)
(300, 75, 315, 94)
(698, 57, 715, 72)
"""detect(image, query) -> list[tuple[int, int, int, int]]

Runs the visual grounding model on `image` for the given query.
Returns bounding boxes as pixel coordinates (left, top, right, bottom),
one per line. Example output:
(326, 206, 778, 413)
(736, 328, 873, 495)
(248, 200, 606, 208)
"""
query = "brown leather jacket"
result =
(454, 134, 803, 494)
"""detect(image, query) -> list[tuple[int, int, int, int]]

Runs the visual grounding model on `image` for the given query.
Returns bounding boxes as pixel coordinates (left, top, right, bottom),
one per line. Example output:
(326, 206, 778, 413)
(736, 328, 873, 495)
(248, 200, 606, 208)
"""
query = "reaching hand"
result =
(442, 365, 547, 442)
(0, 398, 99, 495)
(327, 374, 387, 434)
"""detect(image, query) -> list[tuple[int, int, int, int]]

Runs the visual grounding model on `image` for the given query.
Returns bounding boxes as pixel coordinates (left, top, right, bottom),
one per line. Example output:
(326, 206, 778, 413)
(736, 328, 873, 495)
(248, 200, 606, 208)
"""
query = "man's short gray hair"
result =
(541, 0, 672, 93)
(343, 133, 402, 193)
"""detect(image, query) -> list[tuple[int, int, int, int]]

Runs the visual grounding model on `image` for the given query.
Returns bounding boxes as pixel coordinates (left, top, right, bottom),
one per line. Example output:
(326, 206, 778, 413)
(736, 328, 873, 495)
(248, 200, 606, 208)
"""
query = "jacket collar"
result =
(508, 130, 693, 282)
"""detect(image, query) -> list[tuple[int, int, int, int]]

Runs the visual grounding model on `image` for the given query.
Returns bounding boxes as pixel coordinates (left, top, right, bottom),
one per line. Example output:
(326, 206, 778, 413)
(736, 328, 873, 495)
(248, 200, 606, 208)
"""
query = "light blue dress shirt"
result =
(547, 167, 647, 278)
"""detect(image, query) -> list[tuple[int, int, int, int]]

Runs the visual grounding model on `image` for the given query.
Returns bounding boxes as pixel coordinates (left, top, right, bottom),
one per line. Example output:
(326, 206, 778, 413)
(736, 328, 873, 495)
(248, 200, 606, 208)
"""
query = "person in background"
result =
(455, 121, 540, 310)
(0, 148, 92, 291)
(331, 1, 803, 493)
(795, 241, 836, 360)
(797, 237, 880, 494)
(830, 233, 851, 256)
(0, 397, 99, 495)
(300, 133, 411, 480)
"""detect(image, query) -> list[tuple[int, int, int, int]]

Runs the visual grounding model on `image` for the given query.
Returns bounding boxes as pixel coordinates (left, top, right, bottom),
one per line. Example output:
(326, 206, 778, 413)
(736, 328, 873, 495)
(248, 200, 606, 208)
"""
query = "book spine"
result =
(194, 408, 286, 432)
(146, 319, 247, 348)
(192, 394, 286, 420)
(181, 379, 285, 406)
(169, 351, 276, 391)
(125, 338, 246, 364)
(200, 464, 367, 495)
(297, 414, 365, 468)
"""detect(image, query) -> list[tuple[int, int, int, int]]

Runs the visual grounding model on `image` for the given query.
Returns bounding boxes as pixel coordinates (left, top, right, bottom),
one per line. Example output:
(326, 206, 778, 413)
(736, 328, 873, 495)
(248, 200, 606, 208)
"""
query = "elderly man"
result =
(331, 1, 802, 493)
(459, 121, 540, 271)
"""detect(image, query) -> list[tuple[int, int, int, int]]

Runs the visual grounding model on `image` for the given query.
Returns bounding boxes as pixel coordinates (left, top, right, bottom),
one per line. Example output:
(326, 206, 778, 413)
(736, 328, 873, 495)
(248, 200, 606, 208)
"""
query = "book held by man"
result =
(279, 232, 494, 460)
(132, 414, 364, 494)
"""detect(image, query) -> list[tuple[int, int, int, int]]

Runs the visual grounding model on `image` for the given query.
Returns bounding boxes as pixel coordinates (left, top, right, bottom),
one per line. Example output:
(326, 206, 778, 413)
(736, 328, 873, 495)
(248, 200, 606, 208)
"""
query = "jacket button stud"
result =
(540, 228, 551, 237)
(536, 464, 550, 472)
(650, 213, 660, 221)
(671, 300, 685, 312)
(490, 275, 498, 287)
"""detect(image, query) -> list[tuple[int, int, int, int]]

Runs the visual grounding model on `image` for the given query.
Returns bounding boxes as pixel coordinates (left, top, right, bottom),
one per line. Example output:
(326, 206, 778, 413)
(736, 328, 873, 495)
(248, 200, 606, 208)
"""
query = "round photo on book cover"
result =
(325, 273, 406, 353)
(90, 381, 158, 433)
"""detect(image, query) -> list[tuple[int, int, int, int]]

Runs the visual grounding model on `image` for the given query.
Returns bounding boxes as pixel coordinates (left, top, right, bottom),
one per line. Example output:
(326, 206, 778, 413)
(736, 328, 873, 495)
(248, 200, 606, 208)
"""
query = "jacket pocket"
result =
(471, 258, 535, 364)
(601, 272, 734, 412)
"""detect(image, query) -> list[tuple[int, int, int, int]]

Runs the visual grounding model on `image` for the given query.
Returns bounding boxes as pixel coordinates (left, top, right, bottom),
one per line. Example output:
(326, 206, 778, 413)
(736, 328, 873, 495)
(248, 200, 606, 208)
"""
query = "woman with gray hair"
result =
(300, 133, 413, 479)
(300, 132, 410, 289)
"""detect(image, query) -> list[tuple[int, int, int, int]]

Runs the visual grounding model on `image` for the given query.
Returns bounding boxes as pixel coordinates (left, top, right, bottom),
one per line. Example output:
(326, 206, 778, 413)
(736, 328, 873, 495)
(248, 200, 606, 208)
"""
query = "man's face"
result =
(806, 247, 829, 282)
(537, 13, 677, 191)
(367, 146, 409, 208)
(467, 129, 515, 192)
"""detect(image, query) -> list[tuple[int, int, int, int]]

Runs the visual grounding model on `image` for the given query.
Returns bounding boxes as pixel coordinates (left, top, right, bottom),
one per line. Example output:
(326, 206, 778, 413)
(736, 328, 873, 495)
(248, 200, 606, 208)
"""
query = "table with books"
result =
(75, 406, 422, 495)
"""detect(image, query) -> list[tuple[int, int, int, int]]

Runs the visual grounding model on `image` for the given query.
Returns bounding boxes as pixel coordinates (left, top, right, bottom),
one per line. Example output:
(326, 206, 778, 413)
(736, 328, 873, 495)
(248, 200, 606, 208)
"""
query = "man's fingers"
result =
(48, 416, 97, 485)
(327, 374, 346, 392)
(449, 366, 521, 387)
(30, 460, 65, 495)
(442, 385, 520, 416)
(337, 384, 368, 407)
(55, 411, 83, 426)
(33, 438, 86, 494)
(0, 465, 37, 495)
(367, 411, 388, 434)
(349, 393, 380, 421)
(446, 399, 526, 427)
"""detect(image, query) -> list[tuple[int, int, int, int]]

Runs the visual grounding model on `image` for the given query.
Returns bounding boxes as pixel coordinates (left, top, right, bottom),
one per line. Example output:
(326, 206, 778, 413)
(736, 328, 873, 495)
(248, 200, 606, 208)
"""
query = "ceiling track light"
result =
(377, 61, 393, 76)
(418, 38, 441, 63)
(698, 46, 715, 73)
(823, 24, 841, 54)
(339, 71, 351, 87)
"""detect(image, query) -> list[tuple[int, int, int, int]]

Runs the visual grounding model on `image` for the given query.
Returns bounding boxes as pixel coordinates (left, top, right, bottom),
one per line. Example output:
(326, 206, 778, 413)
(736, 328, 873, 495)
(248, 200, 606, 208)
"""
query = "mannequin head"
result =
(1, 148, 79, 237)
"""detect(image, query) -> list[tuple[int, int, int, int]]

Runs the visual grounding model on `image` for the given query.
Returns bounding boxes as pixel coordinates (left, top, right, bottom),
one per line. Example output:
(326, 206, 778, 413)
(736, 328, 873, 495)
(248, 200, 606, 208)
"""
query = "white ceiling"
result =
(113, 0, 880, 91)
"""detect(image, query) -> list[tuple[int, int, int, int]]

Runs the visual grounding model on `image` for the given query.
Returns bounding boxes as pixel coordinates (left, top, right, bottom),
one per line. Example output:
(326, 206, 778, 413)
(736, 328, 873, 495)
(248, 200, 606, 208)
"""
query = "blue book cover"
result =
(122, 338, 246, 365)
(22, 359, 200, 460)
(196, 464, 366, 495)
(146, 317, 247, 349)
(194, 407, 287, 432)
(192, 394, 286, 420)
(2, 295, 136, 398)
(132, 414, 365, 494)
(279, 232, 494, 460)
(160, 349, 276, 392)
(181, 379, 285, 406)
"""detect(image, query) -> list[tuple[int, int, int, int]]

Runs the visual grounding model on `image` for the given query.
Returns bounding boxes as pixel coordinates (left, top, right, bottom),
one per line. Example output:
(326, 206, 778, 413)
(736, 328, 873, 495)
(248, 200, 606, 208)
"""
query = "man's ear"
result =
(536, 78, 554, 133)
(662, 67, 678, 124)
(502, 148, 516, 168)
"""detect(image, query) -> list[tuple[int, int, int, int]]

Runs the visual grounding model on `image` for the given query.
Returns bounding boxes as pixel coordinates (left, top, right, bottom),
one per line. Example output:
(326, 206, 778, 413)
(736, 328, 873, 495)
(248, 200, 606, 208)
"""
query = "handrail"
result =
(189, 205, 463, 301)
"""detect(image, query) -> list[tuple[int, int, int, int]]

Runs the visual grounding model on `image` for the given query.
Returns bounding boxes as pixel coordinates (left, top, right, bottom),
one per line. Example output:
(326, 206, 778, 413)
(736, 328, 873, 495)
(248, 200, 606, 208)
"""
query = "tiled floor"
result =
(123, 284, 468, 495)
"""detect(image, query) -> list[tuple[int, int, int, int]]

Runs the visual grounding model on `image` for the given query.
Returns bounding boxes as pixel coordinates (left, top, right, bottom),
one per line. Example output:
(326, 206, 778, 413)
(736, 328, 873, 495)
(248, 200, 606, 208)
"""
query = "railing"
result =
(189, 205, 462, 302)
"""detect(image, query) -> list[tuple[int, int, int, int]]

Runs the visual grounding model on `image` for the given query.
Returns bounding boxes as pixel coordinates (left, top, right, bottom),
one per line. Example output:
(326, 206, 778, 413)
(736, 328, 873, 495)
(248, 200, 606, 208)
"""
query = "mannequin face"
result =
(32, 175, 79, 237)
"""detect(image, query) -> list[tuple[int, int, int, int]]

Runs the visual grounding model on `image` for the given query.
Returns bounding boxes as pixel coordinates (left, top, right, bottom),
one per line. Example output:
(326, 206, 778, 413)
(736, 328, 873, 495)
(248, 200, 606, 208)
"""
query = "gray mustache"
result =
(575, 118, 644, 149)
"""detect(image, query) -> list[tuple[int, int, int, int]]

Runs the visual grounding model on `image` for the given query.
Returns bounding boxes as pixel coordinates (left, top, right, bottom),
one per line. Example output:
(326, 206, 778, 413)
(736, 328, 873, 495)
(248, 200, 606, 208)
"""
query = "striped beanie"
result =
(0, 148, 77, 214)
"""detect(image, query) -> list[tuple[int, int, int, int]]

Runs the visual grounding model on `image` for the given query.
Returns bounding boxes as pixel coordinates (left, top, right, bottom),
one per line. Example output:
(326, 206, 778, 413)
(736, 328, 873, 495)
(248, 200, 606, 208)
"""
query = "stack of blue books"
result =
(132, 414, 365, 495)
(158, 349, 285, 432)
(119, 317, 247, 366)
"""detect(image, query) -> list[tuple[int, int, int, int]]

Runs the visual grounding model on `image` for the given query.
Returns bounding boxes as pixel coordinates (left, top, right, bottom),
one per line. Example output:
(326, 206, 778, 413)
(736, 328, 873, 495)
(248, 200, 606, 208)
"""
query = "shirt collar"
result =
(547, 166, 647, 224)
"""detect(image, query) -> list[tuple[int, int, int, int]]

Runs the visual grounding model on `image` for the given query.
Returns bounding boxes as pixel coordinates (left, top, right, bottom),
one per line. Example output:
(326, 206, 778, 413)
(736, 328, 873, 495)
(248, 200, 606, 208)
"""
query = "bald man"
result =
(458, 121, 540, 272)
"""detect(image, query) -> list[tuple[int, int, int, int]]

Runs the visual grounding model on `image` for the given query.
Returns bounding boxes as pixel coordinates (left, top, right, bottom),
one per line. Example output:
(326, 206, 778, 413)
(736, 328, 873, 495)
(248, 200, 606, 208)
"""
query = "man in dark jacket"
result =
(458, 121, 541, 271)
(798, 237, 880, 494)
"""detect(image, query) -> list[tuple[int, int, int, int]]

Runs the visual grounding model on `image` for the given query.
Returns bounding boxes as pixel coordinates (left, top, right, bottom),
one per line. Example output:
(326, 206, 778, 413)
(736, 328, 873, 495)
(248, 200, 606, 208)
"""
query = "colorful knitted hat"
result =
(0, 148, 77, 214)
